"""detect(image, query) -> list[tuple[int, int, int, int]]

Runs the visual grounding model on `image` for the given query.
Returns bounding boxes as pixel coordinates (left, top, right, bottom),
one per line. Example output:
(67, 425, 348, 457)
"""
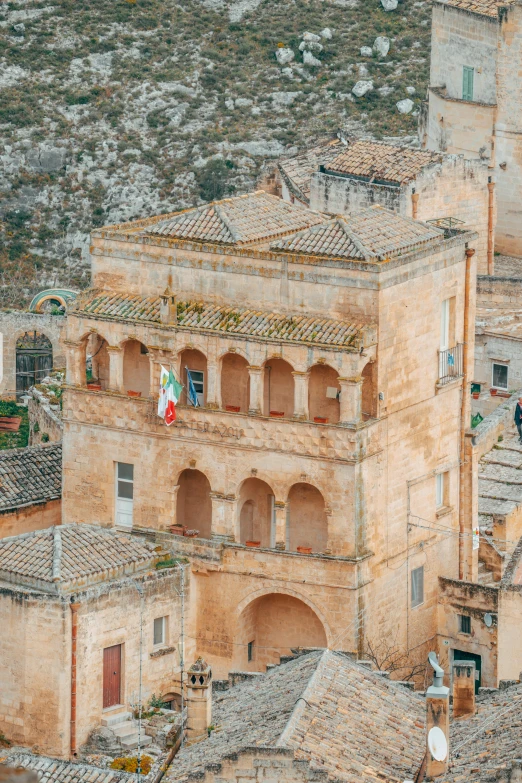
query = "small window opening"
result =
(459, 615, 471, 634)
(153, 616, 166, 646)
(411, 566, 424, 608)
(247, 640, 254, 662)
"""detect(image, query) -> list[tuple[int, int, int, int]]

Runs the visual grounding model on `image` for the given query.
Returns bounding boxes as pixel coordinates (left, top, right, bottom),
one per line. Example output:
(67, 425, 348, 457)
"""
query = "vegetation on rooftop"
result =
(110, 755, 153, 774)
(0, 401, 29, 450)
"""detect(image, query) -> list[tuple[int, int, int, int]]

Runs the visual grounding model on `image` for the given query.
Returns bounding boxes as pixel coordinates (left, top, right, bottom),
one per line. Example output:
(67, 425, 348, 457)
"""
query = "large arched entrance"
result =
(237, 477, 275, 547)
(176, 469, 212, 538)
(236, 592, 327, 670)
(16, 332, 53, 394)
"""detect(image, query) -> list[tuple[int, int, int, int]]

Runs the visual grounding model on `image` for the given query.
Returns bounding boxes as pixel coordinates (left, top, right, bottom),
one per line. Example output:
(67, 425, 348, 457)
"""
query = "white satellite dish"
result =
(484, 613, 493, 627)
(428, 727, 448, 762)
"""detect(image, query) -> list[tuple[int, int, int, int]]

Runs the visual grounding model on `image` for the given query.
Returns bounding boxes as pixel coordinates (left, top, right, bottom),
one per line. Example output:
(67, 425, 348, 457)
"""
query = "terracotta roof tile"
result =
(326, 140, 443, 184)
(278, 138, 344, 203)
(147, 191, 324, 245)
(73, 291, 369, 349)
(436, 0, 512, 17)
(271, 206, 445, 260)
(1, 754, 139, 782)
(0, 443, 61, 511)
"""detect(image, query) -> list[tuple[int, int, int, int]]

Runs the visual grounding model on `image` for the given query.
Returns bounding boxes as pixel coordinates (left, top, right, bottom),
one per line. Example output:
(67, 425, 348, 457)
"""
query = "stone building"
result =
(422, 0, 522, 259)
(0, 524, 184, 758)
(60, 191, 479, 678)
(277, 137, 492, 274)
(0, 443, 62, 538)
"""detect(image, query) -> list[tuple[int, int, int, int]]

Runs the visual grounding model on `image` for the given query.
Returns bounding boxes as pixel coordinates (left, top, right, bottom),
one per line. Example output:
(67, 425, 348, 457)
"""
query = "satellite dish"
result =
(428, 727, 448, 762)
(484, 613, 493, 627)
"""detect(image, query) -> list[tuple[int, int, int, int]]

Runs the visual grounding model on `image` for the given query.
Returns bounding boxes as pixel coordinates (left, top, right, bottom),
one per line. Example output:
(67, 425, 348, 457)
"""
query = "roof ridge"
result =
(276, 649, 331, 749)
(52, 526, 62, 583)
(213, 203, 241, 243)
(336, 217, 374, 260)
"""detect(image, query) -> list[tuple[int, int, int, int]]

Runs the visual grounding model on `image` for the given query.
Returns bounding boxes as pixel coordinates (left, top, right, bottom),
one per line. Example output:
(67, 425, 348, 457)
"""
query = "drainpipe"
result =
(487, 177, 495, 275)
(459, 247, 475, 580)
(411, 189, 419, 219)
(70, 600, 80, 757)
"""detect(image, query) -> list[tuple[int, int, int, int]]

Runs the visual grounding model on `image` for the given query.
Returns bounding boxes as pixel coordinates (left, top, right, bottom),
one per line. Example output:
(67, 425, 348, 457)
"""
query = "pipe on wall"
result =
(70, 601, 80, 757)
(411, 191, 419, 219)
(487, 178, 495, 275)
(459, 247, 475, 580)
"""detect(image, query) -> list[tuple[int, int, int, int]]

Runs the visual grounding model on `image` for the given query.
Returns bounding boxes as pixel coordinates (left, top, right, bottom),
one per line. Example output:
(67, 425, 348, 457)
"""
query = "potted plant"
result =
(169, 523, 186, 536)
(314, 416, 328, 424)
(472, 391, 480, 400)
(269, 410, 284, 418)
(225, 405, 241, 412)
(184, 529, 199, 538)
(127, 390, 142, 398)
(297, 546, 312, 554)
(87, 383, 102, 391)
(245, 540, 261, 547)
(490, 388, 497, 396)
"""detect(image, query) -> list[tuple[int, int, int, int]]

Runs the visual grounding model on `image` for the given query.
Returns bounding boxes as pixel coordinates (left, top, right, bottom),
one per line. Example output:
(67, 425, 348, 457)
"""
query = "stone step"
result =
(120, 733, 153, 750)
(112, 722, 139, 739)
(101, 711, 132, 727)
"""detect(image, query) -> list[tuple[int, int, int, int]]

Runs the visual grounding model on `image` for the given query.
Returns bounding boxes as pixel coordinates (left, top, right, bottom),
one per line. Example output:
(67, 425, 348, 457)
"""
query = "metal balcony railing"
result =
(438, 343, 464, 386)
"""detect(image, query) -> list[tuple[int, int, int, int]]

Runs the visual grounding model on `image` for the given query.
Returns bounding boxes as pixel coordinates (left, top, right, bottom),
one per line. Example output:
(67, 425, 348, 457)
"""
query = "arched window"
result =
(176, 469, 212, 538)
(221, 353, 249, 413)
(287, 483, 328, 553)
(308, 364, 340, 424)
(179, 349, 207, 407)
(86, 334, 109, 390)
(16, 332, 53, 394)
(263, 358, 294, 418)
(238, 477, 275, 547)
(123, 339, 149, 397)
(362, 361, 378, 419)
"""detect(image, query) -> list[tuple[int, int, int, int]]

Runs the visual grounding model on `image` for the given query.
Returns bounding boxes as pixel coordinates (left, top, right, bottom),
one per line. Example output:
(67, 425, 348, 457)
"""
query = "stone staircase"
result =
(101, 710, 152, 752)
(478, 560, 497, 587)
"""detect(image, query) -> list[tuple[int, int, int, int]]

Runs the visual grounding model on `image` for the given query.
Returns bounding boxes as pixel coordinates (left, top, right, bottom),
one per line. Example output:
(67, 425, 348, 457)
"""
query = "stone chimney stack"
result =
(186, 657, 212, 739)
(452, 660, 476, 719)
(425, 652, 450, 779)
(160, 287, 177, 325)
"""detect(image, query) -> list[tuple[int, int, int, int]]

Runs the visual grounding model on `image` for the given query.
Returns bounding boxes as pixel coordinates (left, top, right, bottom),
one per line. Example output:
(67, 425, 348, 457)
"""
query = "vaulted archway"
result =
(287, 483, 328, 553)
(238, 477, 274, 547)
(176, 469, 212, 538)
(221, 352, 249, 413)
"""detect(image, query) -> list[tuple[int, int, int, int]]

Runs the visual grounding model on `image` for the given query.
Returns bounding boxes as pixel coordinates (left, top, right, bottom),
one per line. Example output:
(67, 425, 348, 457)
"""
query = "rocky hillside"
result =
(0, 0, 431, 307)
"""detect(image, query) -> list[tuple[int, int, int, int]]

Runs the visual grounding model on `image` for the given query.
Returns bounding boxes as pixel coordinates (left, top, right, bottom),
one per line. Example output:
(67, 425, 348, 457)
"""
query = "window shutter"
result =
(463, 67, 474, 101)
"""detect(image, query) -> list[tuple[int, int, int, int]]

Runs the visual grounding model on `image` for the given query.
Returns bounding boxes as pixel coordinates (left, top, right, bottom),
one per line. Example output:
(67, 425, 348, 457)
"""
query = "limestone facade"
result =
(58, 194, 479, 679)
(424, 0, 522, 257)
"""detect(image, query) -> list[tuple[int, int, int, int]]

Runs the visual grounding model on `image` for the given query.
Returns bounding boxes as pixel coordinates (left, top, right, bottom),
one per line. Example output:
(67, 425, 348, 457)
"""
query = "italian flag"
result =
(158, 366, 183, 426)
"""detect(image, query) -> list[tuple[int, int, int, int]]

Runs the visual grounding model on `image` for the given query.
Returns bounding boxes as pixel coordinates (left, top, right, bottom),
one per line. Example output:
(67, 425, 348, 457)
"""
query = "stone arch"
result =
(122, 338, 149, 397)
(308, 363, 340, 423)
(286, 483, 328, 553)
(263, 357, 294, 418)
(15, 331, 53, 394)
(235, 587, 329, 670)
(176, 468, 212, 538)
(160, 691, 182, 711)
(86, 333, 110, 390)
(178, 348, 207, 406)
(237, 477, 275, 547)
(221, 352, 250, 413)
(28, 288, 77, 314)
(361, 360, 378, 419)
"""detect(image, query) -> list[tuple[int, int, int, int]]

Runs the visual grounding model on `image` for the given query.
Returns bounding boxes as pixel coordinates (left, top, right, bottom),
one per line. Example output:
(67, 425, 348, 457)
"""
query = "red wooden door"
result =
(103, 645, 121, 708)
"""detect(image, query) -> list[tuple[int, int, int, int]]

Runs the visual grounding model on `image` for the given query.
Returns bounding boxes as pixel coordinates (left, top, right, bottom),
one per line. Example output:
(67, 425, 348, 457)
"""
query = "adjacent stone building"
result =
(0, 524, 185, 758)
(422, 0, 522, 258)
(60, 191, 479, 679)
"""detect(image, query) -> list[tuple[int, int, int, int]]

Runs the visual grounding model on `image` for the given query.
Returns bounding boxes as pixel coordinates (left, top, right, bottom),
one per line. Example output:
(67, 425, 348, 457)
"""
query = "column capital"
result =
(247, 365, 263, 373)
(292, 370, 310, 377)
(274, 500, 287, 510)
(106, 345, 123, 354)
(64, 339, 84, 348)
(338, 375, 363, 385)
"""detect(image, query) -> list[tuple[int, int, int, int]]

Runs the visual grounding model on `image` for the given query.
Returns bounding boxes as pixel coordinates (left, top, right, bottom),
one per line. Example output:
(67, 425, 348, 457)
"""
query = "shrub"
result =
(111, 756, 153, 774)
(41, 433, 50, 442)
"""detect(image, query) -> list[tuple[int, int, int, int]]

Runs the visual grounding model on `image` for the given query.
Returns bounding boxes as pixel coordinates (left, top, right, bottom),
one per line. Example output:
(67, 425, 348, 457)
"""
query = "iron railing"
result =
(438, 343, 464, 386)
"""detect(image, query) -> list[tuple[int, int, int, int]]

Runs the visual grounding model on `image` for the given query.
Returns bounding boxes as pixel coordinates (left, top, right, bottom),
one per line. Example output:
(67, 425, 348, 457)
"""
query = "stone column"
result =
(64, 340, 86, 386)
(247, 366, 264, 415)
(338, 376, 362, 424)
(274, 500, 287, 550)
(107, 346, 124, 393)
(206, 362, 220, 410)
(210, 493, 236, 541)
(148, 352, 159, 399)
(292, 371, 310, 420)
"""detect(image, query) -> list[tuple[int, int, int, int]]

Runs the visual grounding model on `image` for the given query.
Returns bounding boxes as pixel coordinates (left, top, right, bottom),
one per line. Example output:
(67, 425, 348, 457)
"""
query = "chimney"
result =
(186, 657, 212, 740)
(452, 660, 476, 719)
(160, 286, 177, 325)
(425, 652, 450, 779)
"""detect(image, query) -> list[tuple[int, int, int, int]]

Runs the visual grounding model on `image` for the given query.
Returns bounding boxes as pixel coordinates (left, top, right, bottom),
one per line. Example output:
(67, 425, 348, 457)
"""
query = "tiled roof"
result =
(73, 290, 370, 349)
(145, 192, 324, 246)
(271, 206, 445, 261)
(165, 650, 425, 783)
(278, 138, 344, 203)
(436, 0, 512, 17)
(0, 443, 62, 512)
(442, 682, 522, 782)
(0, 524, 158, 589)
(326, 139, 443, 184)
(0, 753, 139, 782)
(479, 426, 522, 536)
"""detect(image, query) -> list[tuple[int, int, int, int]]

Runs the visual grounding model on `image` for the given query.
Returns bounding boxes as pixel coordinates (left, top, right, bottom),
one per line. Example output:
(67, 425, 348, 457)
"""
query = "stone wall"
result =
(477, 275, 522, 309)
(28, 388, 63, 446)
(310, 173, 401, 215)
(183, 747, 327, 783)
(0, 498, 61, 539)
(475, 333, 522, 393)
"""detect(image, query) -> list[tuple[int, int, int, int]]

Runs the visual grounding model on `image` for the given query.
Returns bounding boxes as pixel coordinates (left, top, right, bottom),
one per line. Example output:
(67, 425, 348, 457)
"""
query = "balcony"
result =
(438, 344, 464, 387)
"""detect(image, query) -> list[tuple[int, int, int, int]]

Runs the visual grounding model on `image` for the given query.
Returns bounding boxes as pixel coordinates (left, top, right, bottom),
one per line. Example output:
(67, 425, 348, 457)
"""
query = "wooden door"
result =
(103, 644, 121, 708)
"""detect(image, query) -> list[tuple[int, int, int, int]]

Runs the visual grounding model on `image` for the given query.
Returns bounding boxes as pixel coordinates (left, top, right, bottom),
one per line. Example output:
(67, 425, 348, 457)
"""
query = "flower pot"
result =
(472, 392, 480, 400)
(127, 390, 142, 398)
(297, 546, 312, 555)
(169, 524, 186, 536)
(184, 529, 199, 538)
(87, 383, 101, 391)
(269, 411, 284, 418)
(314, 416, 328, 424)
(490, 388, 497, 396)
(225, 405, 241, 412)
(246, 540, 261, 547)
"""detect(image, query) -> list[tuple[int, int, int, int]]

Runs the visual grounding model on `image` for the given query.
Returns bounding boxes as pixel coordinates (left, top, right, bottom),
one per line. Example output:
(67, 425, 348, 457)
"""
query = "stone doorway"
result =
(16, 331, 53, 394)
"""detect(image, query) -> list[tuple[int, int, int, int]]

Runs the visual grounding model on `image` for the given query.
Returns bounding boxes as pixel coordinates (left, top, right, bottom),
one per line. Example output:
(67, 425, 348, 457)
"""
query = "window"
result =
(247, 640, 254, 662)
(492, 363, 508, 390)
(459, 615, 471, 634)
(153, 616, 167, 646)
(440, 299, 450, 352)
(436, 471, 449, 510)
(116, 462, 133, 528)
(411, 566, 424, 608)
(188, 369, 204, 406)
(463, 66, 474, 101)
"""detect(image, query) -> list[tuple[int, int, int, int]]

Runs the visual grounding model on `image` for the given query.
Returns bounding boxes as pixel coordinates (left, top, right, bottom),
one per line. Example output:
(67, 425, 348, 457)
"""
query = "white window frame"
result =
(411, 566, 424, 609)
(440, 299, 450, 352)
(492, 362, 508, 390)
(115, 462, 134, 528)
(436, 473, 445, 509)
(153, 616, 167, 647)
(188, 368, 205, 406)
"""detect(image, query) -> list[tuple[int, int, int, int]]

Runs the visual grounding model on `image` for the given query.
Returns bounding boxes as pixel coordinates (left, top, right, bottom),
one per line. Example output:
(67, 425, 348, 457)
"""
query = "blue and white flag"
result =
(186, 367, 200, 407)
